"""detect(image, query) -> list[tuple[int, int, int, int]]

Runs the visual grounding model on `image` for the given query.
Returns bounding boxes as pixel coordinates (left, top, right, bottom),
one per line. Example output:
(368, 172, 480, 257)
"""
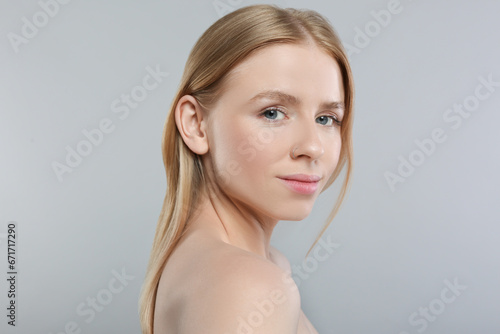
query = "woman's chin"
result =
(276, 207, 314, 222)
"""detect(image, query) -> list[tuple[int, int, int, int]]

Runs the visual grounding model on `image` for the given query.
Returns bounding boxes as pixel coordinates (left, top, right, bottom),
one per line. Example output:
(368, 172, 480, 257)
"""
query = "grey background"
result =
(1, 0, 499, 333)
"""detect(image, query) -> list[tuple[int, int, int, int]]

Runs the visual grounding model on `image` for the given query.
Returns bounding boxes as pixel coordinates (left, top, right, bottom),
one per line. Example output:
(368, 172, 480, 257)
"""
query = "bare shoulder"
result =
(178, 241, 301, 333)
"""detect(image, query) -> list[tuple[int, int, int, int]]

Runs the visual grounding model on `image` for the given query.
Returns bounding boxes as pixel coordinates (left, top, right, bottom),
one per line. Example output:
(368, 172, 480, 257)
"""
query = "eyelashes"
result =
(316, 115, 342, 126)
(261, 107, 286, 121)
(259, 107, 342, 127)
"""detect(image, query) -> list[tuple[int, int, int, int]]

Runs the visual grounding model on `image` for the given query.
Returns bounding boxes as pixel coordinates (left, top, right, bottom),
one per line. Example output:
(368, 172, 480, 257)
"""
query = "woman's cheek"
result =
(210, 122, 259, 185)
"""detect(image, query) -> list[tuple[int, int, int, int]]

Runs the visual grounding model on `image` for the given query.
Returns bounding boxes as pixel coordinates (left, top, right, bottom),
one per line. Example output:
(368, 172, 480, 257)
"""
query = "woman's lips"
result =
(277, 174, 321, 195)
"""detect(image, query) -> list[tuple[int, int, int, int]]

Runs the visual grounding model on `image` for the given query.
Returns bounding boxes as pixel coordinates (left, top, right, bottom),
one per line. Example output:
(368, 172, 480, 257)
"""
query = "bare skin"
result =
(153, 41, 344, 333)
(153, 197, 319, 333)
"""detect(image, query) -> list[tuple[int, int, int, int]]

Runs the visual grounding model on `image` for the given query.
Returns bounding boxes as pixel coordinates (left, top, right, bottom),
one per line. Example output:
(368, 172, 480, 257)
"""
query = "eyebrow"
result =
(249, 89, 345, 112)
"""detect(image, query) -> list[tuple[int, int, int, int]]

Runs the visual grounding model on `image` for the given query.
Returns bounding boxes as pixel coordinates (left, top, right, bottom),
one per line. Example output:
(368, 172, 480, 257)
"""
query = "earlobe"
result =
(174, 95, 209, 155)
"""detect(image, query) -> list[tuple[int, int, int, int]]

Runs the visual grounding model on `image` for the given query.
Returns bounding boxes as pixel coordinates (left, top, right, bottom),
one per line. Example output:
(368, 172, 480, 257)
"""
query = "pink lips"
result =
(278, 174, 321, 195)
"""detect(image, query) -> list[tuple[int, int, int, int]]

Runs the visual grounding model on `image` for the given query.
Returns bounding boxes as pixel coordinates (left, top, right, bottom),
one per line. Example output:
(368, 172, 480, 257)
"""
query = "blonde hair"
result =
(139, 4, 354, 333)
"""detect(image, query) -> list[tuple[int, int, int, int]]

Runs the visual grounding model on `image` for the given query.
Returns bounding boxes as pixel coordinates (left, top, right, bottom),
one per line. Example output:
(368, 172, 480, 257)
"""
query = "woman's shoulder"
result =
(165, 227, 292, 283)
(186, 242, 301, 333)
(157, 232, 301, 333)
(178, 233, 297, 299)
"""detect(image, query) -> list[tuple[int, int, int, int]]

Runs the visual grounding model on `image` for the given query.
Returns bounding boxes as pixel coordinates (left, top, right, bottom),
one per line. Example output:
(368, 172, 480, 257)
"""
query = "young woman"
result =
(139, 4, 354, 333)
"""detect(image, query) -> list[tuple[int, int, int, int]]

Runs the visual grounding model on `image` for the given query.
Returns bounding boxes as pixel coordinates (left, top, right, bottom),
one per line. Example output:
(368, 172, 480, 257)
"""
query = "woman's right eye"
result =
(262, 108, 285, 121)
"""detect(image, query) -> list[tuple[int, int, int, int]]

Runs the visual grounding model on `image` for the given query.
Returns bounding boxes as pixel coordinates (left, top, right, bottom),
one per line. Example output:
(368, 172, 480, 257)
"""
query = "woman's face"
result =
(204, 42, 345, 221)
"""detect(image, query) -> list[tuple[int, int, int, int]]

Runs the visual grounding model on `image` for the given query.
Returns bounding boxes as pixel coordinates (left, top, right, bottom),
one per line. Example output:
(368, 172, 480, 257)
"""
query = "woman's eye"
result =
(316, 115, 341, 126)
(262, 108, 285, 120)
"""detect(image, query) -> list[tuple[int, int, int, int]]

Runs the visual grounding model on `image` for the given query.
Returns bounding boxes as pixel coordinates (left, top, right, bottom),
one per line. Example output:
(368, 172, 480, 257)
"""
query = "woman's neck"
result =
(185, 190, 279, 261)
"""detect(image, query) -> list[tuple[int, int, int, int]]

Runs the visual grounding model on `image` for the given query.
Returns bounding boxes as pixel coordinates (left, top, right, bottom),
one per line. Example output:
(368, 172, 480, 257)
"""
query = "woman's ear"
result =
(174, 95, 209, 155)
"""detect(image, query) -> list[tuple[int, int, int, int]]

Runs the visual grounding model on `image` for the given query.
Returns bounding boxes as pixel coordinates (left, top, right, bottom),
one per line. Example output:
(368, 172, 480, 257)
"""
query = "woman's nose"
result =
(290, 120, 324, 160)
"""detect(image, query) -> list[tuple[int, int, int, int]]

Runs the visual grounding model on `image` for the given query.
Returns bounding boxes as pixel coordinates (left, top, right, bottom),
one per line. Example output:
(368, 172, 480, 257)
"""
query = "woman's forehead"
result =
(217, 43, 344, 106)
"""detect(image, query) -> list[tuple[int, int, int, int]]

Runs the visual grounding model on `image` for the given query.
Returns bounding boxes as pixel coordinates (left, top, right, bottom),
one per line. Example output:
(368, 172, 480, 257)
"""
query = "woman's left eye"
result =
(262, 108, 285, 121)
(316, 115, 341, 126)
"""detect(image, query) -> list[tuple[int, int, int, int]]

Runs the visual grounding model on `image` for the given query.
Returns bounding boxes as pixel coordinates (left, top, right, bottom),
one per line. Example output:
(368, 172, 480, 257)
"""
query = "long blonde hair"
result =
(139, 4, 354, 333)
